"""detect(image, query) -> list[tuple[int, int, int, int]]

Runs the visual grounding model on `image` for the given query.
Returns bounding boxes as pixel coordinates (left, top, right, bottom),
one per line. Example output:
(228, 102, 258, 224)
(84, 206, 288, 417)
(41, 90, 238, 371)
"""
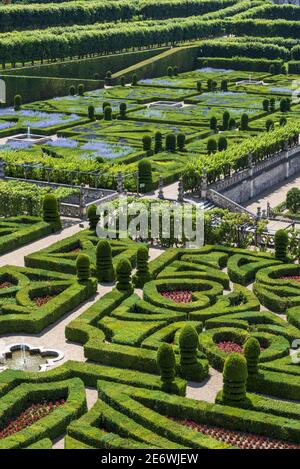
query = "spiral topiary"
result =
(179, 325, 205, 382)
(243, 337, 260, 376)
(87, 204, 99, 231)
(133, 246, 150, 288)
(157, 343, 176, 391)
(116, 257, 133, 292)
(96, 239, 115, 283)
(222, 352, 248, 404)
(76, 254, 91, 282)
(42, 194, 61, 230)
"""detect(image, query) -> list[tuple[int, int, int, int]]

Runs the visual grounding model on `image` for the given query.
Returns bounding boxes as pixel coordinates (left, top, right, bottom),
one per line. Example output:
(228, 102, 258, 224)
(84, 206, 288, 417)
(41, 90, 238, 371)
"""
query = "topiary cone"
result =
(116, 257, 133, 292)
(76, 253, 91, 282)
(243, 337, 260, 375)
(179, 325, 205, 382)
(96, 239, 115, 283)
(42, 194, 61, 231)
(222, 352, 248, 404)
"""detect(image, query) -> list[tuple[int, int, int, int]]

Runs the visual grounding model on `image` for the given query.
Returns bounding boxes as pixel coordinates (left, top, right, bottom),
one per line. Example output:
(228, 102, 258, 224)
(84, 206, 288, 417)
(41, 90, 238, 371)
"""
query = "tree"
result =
(154, 131, 163, 153)
(142, 135, 152, 156)
(207, 138, 217, 154)
(270, 97, 275, 112)
(96, 239, 115, 283)
(286, 187, 300, 213)
(104, 106, 112, 121)
(88, 105, 95, 120)
(197, 81, 202, 92)
(132, 74, 138, 86)
(119, 102, 127, 119)
(210, 116, 217, 132)
(280, 98, 287, 113)
(177, 133, 186, 151)
(166, 133, 176, 152)
(42, 194, 61, 230)
(240, 113, 249, 130)
(76, 254, 91, 282)
(69, 86, 75, 96)
(167, 66, 173, 77)
(243, 337, 260, 376)
(138, 159, 152, 193)
(87, 204, 99, 230)
(157, 343, 176, 392)
(133, 246, 150, 288)
(14, 94, 22, 111)
(280, 116, 287, 127)
(218, 136, 227, 151)
(207, 78, 213, 91)
(78, 84, 85, 96)
(211, 80, 217, 91)
(116, 257, 133, 292)
(274, 229, 289, 262)
(220, 79, 228, 92)
(222, 353, 248, 404)
(179, 325, 205, 382)
(263, 99, 269, 112)
(228, 117, 236, 130)
(266, 118, 274, 132)
(222, 111, 230, 130)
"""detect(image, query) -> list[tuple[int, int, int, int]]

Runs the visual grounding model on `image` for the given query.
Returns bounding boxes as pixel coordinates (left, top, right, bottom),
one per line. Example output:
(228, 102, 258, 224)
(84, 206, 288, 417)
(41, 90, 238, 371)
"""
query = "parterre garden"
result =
(1, 0, 300, 452)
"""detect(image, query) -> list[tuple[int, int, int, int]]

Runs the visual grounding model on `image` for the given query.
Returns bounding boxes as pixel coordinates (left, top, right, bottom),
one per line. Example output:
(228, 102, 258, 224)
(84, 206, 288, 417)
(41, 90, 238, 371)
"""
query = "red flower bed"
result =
(281, 276, 300, 284)
(0, 282, 13, 289)
(171, 418, 300, 449)
(161, 290, 192, 303)
(217, 341, 243, 353)
(0, 399, 65, 439)
(33, 295, 55, 307)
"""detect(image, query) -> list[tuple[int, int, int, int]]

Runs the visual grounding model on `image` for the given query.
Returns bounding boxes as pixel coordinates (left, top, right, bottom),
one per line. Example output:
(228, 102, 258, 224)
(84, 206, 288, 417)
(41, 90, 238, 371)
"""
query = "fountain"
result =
(0, 343, 64, 372)
(7, 125, 53, 145)
(148, 101, 185, 109)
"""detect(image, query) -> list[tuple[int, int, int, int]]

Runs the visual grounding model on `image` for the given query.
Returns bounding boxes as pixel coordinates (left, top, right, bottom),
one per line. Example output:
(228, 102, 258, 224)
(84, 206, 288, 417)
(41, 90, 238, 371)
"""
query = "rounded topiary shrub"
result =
(165, 133, 176, 152)
(42, 194, 61, 230)
(275, 229, 289, 262)
(87, 204, 99, 231)
(177, 133, 186, 151)
(78, 84, 85, 96)
(14, 94, 22, 111)
(243, 337, 260, 376)
(96, 239, 115, 283)
(157, 343, 176, 391)
(76, 254, 91, 282)
(69, 86, 75, 96)
(179, 325, 205, 382)
(138, 159, 152, 193)
(142, 135, 152, 156)
(222, 352, 248, 404)
(104, 106, 112, 121)
(154, 131, 163, 153)
(88, 105, 95, 120)
(116, 257, 133, 292)
(119, 102, 127, 119)
(133, 246, 150, 288)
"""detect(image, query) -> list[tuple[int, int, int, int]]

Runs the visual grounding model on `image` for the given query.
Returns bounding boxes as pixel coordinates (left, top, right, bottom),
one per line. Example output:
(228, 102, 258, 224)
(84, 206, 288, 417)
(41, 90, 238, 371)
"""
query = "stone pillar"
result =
(117, 171, 123, 194)
(256, 206, 261, 221)
(262, 209, 267, 219)
(79, 183, 85, 219)
(177, 177, 184, 203)
(284, 140, 290, 179)
(200, 168, 208, 199)
(158, 176, 164, 199)
(0, 158, 5, 179)
(267, 201, 271, 219)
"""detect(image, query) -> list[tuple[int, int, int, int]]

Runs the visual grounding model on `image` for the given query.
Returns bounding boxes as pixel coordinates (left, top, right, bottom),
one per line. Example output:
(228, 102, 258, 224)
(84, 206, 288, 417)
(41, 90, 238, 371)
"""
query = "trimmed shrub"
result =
(157, 343, 176, 391)
(210, 116, 217, 132)
(76, 254, 91, 282)
(228, 117, 236, 130)
(88, 105, 95, 121)
(116, 257, 133, 292)
(240, 113, 249, 131)
(263, 99, 269, 112)
(218, 136, 227, 152)
(179, 325, 205, 382)
(138, 159, 152, 193)
(280, 116, 287, 127)
(69, 86, 75, 96)
(243, 337, 260, 376)
(207, 138, 217, 154)
(220, 79, 228, 92)
(154, 131, 163, 153)
(142, 135, 152, 156)
(222, 111, 230, 130)
(14, 94, 22, 111)
(96, 240, 114, 283)
(173, 65, 178, 76)
(42, 195, 61, 230)
(197, 81, 202, 92)
(222, 353, 248, 404)
(177, 133, 186, 151)
(132, 74, 138, 86)
(165, 133, 176, 152)
(286, 188, 300, 213)
(167, 66, 174, 77)
(270, 98, 276, 112)
(87, 204, 99, 231)
(280, 98, 288, 113)
(275, 229, 289, 262)
(120, 76, 126, 86)
(266, 119, 274, 132)
(104, 106, 112, 121)
(77, 84, 85, 96)
(102, 101, 110, 111)
(133, 246, 150, 288)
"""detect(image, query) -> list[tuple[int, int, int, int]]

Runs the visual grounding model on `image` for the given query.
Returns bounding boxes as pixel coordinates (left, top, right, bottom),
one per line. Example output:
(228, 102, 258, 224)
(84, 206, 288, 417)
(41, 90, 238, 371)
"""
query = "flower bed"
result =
(173, 418, 300, 449)
(160, 290, 192, 303)
(281, 276, 300, 284)
(0, 282, 13, 289)
(0, 399, 65, 440)
(217, 341, 243, 353)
